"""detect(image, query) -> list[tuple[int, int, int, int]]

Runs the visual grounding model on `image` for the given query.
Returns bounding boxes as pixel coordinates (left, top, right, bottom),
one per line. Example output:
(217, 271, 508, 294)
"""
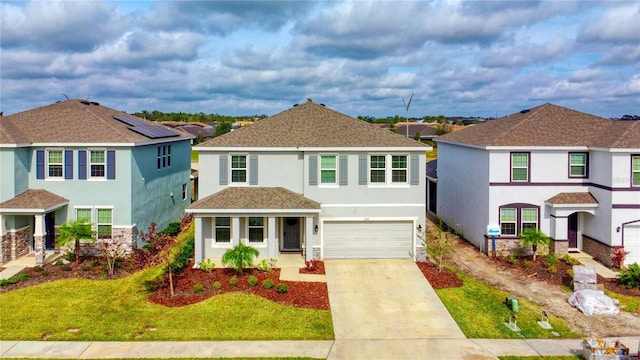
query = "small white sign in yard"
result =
(487, 225, 501, 236)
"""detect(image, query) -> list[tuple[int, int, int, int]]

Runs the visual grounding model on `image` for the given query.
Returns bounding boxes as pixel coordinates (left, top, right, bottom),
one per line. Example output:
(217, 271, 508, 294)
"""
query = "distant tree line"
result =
(131, 110, 267, 124)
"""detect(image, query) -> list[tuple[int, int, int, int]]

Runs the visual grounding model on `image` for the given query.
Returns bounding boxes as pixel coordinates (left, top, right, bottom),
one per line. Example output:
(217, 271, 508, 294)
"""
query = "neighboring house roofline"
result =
(195, 146, 429, 152)
(187, 208, 321, 214)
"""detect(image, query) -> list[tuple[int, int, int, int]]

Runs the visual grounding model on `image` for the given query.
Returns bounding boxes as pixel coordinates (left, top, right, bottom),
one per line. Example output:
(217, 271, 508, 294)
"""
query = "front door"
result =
(45, 212, 56, 250)
(568, 213, 578, 249)
(282, 217, 301, 251)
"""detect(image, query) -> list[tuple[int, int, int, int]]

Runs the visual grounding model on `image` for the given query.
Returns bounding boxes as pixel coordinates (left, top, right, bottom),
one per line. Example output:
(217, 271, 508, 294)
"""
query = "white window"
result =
(391, 155, 408, 183)
(96, 208, 113, 239)
(369, 154, 408, 184)
(521, 208, 538, 232)
(182, 183, 187, 201)
(214, 217, 231, 243)
(632, 155, 640, 187)
(157, 145, 171, 169)
(76, 207, 93, 235)
(47, 150, 63, 178)
(320, 155, 337, 184)
(511, 153, 529, 182)
(248, 217, 265, 243)
(89, 150, 106, 178)
(569, 153, 588, 178)
(500, 208, 517, 236)
(231, 155, 247, 183)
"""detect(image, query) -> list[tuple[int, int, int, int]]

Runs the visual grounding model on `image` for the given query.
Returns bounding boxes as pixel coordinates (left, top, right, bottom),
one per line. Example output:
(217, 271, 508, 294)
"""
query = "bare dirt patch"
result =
(433, 219, 640, 337)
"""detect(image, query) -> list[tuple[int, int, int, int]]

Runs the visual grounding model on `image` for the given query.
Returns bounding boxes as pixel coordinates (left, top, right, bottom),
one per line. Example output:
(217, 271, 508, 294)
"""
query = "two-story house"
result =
(187, 99, 429, 263)
(435, 103, 640, 266)
(0, 99, 193, 265)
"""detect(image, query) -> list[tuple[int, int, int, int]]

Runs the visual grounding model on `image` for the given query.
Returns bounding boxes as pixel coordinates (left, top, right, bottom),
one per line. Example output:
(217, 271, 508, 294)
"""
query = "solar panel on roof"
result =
(113, 115, 179, 139)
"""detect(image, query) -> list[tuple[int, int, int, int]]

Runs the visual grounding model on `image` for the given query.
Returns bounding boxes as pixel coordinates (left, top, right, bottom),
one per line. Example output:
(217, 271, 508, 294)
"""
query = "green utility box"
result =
(505, 296, 519, 313)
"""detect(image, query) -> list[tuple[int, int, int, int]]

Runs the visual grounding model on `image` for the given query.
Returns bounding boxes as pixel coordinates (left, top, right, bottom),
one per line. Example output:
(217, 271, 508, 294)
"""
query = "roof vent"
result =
(80, 100, 91, 105)
(293, 104, 298, 107)
(520, 109, 530, 114)
(320, 103, 325, 107)
(90, 101, 99, 106)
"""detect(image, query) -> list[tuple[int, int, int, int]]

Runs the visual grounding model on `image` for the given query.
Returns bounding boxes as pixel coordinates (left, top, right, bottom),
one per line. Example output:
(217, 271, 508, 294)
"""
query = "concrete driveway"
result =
(325, 259, 496, 359)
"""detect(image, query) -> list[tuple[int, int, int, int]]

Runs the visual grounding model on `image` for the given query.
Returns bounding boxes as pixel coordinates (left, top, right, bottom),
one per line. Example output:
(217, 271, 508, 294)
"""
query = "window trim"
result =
(319, 154, 338, 186)
(46, 149, 64, 179)
(499, 208, 517, 236)
(498, 203, 540, 237)
(368, 154, 410, 186)
(247, 217, 266, 245)
(213, 217, 232, 245)
(89, 149, 106, 179)
(157, 144, 172, 170)
(182, 183, 188, 201)
(632, 154, 640, 187)
(391, 154, 408, 184)
(96, 207, 113, 240)
(230, 154, 248, 185)
(510, 152, 530, 183)
(568, 152, 588, 178)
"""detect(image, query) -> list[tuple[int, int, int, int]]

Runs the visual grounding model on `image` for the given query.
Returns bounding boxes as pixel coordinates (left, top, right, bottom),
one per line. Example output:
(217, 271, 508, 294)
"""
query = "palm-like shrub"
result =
(222, 243, 259, 274)
(58, 219, 95, 263)
(519, 228, 550, 261)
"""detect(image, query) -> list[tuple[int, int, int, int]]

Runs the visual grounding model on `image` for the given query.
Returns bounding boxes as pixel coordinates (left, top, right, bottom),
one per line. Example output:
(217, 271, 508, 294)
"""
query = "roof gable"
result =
(0, 99, 192, 145)
(198, 100, 426, 148)
(438, 103, 638, 148)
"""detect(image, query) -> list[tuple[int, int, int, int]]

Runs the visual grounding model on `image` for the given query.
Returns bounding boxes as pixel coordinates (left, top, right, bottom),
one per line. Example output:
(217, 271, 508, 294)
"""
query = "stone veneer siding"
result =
(0, 226, 31, 266)
(483, 236, 553, 258)
(415, 245, 426, 262)
(69, 226, 136, 258)
(582, 235, 615, 267)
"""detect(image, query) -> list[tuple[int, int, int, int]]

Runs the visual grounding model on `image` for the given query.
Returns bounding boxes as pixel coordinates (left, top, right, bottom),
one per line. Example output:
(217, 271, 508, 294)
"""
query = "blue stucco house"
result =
(0, 99, 193, 265)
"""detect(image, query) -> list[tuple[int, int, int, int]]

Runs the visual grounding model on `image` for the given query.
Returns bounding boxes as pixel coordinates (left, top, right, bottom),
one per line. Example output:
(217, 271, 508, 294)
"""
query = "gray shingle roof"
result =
(437, 103, 640, 148)
(0, 189, 68, 211)
(188, 187, 321, 211)
(0, 99, 192, 144)
(198, 100, 427, 148)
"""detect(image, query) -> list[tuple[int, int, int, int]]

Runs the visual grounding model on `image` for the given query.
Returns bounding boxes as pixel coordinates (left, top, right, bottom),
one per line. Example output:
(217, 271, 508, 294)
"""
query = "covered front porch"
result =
(187, 187, 322, 267)
(545, 192, 598, 255)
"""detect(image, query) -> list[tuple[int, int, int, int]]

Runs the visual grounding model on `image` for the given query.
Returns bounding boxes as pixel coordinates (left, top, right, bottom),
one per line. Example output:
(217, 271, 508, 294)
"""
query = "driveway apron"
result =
(325, 259, 465, 340)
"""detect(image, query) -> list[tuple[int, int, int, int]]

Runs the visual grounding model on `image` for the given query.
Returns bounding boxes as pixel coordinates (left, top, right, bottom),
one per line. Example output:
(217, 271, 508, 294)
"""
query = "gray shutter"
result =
(249, 155, 258, 185)
(107, 150, 116, 179)
(64, 150, 73, 179)
(358, 154, 367, 185)
(339, 155, 348, 185)
(309, 155, 318, 185)
(219, 155, 228, 185)
(36, 150, 45, 179)
(78, 150, 87, 179)
(410, 154, 419, 185)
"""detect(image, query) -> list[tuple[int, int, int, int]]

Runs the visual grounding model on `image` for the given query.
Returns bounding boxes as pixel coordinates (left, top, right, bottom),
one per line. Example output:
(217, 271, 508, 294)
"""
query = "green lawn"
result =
(435, 269, 582, 339)
(0, 267, 333, 341)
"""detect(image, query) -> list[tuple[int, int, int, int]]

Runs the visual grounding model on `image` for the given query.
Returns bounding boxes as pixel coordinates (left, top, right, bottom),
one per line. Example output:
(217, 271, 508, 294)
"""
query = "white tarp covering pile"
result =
(568, 289, 620, 316)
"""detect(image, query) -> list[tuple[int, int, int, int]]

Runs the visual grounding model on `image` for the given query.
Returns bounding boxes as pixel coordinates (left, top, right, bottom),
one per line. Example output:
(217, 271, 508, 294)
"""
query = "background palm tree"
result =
(58, 219, 95, 262)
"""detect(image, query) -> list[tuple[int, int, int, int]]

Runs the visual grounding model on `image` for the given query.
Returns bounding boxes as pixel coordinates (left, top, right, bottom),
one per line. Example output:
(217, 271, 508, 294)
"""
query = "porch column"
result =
(33, 214, 46, 266)
(304, 216, 313, 261)
(194, 216, 203, 266)
(231, 217, 240, 246)
(550, 215, 569, 241)
(267, 217, 277, 259)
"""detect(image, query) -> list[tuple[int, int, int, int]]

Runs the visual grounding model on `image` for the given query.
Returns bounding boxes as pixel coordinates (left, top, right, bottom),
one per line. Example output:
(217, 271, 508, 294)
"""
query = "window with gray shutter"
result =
(339, 155, 348, 185)
(249, 155, 258, 185)
(358, 154, 367, 185)
(219, 155, 228, 185)
(410, 154, 419, 185)
(64, 150, 73, 179)
(309, 155, 318, 185)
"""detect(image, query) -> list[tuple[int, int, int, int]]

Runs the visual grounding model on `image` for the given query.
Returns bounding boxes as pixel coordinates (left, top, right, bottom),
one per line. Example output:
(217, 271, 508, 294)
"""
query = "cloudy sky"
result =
(1, 1, 639, 119)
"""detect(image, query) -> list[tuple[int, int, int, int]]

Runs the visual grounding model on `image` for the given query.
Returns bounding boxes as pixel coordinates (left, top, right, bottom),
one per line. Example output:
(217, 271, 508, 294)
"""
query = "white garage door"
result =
(624, 224, 640, 266)
(323, 221, 413, 259)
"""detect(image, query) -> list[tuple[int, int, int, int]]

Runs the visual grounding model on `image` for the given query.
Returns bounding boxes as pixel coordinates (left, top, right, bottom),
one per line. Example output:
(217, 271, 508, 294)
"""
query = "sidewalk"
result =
(2, 338, 638, 359)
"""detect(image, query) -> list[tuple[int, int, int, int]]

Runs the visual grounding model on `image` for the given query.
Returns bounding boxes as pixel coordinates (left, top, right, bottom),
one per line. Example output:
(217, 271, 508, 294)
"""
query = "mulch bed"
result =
(416, 261, 463, 289)
(299, 260, 325, 274)
(148, 261, 329, 310)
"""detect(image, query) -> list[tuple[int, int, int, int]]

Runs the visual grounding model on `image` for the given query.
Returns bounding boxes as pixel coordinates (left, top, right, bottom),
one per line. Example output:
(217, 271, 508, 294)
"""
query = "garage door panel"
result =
(324, 220, 413, 259)
(624, 224, 640, 265)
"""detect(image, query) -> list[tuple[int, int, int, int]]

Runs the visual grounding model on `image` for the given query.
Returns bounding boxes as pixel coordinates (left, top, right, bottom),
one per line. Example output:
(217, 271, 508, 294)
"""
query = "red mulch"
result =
(148, 262, 329, 310)
(416, 261, 463, 289)
(299, 260, 325, 275)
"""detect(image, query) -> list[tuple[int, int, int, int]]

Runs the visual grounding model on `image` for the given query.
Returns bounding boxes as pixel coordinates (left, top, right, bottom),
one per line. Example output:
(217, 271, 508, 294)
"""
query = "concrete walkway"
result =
(572, 251, 620, 279)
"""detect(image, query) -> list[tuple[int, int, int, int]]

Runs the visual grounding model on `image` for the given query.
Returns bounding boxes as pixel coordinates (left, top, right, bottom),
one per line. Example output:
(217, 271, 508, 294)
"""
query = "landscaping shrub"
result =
(523, 260, 535, 270)
(611, 247, 631, 269)
(222, 243, 259, 275)
(0, 273, 29, 287)
(619, 263, 640, 289)
(508, 253, 518, 265)
(545, 252, 558, 267)
(229, 276, 239, 287)
(248, 275, 258, 287)
(169, 233, 194, 275)
(143, 277, 163, 293)
(81, 265, 91, 271)
(193, 284, 204, 294)
(213, 281, 222, 290)
(63, 251, 76, 262)
(257, 258, 276, 272)
(276, 284, 288, 294)
(262, 278, 274, 289)
(159, 222, 181, 237)
(198, 259, 216, 272)
(61, 265, 71, 271)
(34, 266, 44, 272)
(562, 254, 581, 266)
(548, 265, 558, 274)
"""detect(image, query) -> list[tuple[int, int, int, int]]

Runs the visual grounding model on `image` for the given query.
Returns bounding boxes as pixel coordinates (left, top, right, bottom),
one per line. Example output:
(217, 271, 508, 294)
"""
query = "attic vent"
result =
(520, 109, 530, 114)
